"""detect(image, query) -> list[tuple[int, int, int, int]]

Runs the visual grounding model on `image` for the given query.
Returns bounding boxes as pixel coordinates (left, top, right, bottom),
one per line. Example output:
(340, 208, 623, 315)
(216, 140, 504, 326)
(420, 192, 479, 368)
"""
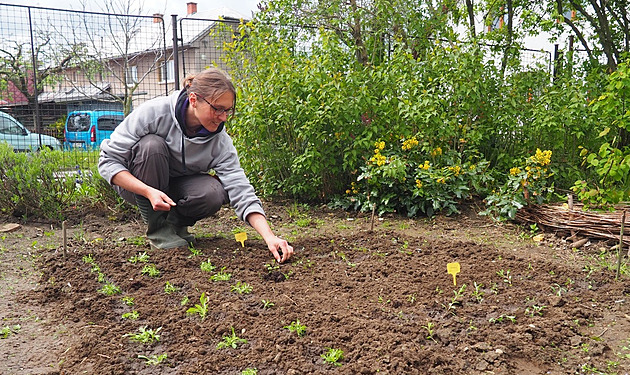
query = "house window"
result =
(126, 65, 138, 86)
(159, 59, 174, 83)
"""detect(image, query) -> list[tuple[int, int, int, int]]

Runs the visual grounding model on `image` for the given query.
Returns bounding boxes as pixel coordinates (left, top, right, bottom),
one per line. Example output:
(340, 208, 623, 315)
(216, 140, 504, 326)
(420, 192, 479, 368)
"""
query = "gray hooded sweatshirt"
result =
(98, 90, 264, 222)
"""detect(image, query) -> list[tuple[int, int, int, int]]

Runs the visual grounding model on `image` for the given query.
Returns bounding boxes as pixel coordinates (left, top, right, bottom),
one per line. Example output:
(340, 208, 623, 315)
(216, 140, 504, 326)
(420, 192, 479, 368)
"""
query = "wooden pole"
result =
(62, 221, 67, 258)
(616, 211, 625, 280)
(370, 204, 376, 232)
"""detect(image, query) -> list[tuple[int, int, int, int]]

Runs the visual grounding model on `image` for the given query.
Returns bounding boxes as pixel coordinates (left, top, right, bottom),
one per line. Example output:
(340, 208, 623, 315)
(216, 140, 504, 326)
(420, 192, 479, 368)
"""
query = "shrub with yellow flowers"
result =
(336, 137, 492, 217)
(481, 149, 555, 220)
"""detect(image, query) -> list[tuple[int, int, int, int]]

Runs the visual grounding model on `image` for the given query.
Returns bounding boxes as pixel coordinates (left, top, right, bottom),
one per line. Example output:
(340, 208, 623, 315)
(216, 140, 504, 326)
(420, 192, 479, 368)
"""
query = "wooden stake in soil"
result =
(617, 211, 626, 280)
(62, 221, 67, 258)
(370, 204, 376, 231)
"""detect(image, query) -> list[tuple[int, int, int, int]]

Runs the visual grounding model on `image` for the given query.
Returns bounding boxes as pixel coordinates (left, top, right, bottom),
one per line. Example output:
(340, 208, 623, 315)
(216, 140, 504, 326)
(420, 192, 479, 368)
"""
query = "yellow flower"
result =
(431, 147, 442, 157)
(374, 141, 385, 151)
(422, 161, 430, 170)
(448, 165, 461, 176)
(510, 167, 521, 176)
(415, 179, 423, 189)
(370, 153, 386, 166)
(401, 137, 419, 151)
(531, 148, 552, 166)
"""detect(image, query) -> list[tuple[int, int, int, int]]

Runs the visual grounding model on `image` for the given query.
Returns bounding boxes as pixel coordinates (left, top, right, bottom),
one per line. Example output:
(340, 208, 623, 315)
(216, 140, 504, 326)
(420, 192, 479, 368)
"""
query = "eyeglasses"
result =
(195, 93, 235, 117)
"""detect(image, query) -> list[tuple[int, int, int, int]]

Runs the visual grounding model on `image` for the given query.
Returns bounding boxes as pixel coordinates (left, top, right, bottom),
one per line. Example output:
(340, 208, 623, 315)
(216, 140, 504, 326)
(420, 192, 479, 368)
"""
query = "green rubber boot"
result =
(136, 196, 189, 249)
(167, 210, 196, 245)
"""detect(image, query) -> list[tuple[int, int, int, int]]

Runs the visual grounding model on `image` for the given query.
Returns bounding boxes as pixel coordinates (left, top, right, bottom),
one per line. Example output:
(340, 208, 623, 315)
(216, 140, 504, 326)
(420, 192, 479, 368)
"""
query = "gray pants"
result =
(115, 134, 228, 226)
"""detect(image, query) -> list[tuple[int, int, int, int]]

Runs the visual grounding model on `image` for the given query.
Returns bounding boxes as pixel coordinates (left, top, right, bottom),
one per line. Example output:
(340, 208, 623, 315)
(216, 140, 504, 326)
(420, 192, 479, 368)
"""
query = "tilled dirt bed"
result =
(1, 201, 630, 374)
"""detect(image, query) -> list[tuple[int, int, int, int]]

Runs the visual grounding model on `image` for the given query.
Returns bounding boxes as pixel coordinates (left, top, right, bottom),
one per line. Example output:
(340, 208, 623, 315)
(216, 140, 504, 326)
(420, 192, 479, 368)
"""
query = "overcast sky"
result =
(2, 0, 261, 19)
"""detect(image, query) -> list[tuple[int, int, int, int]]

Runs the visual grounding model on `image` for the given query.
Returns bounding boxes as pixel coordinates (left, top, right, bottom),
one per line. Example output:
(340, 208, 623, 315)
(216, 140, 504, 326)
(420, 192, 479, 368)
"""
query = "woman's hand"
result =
(247, 212, 294, 263)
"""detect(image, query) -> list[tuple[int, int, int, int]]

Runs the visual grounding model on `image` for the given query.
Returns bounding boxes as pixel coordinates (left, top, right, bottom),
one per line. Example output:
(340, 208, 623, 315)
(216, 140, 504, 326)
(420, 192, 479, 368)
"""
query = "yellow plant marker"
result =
(235, 232, 248, 247)
(447, 262, 461, 286)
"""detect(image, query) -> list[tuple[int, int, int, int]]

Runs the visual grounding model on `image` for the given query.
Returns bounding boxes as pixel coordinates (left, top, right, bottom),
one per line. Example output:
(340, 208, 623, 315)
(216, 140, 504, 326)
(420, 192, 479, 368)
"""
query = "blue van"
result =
(64, 110, 125, 150)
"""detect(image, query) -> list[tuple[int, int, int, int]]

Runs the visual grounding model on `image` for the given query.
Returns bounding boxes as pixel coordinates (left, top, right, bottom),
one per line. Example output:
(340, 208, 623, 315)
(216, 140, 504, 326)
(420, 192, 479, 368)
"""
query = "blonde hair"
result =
(183, 68, 236, 105)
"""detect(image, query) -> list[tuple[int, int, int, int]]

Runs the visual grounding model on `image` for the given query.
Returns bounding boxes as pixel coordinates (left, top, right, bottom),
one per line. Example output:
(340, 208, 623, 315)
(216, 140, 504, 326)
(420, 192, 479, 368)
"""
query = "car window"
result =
(67, 114, 91, 132)
(0, 116, 25, 135)
(97, 115, 124, 131)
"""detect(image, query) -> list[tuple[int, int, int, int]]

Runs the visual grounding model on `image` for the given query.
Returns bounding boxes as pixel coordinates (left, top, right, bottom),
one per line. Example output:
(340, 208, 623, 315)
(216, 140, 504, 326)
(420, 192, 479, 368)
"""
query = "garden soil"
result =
(1, 200, 630, 374)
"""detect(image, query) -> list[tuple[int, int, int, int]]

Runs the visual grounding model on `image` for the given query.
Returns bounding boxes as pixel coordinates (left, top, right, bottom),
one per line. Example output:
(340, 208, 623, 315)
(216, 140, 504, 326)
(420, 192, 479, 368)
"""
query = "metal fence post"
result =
(172, 14, 180, 91)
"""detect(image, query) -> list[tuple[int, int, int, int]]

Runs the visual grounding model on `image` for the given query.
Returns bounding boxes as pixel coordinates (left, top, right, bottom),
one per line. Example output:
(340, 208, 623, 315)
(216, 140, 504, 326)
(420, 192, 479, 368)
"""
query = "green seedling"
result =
(472, 282, 484, 303)
(216, 326, 247, 349)
(188, 246, 203, 258)
(164, 281, 179, 294)
(138, 353, 167, 365)
(122, 310, 140, 320)
(121, 296, 135, 306)
(126, 236, 146, 246)
(321, 347, 344, 367)
(264, 263, 279, 273)
(551, 283, 567, 296)
(241, 368, 258, 375)
(200, 259, 216, 273)
(180, 296, 189, 306)
(261, 299, 275, 309)
(489, 314, 517, 324)
(284, 319, 307, 337)
(141, 264, 161, 277)
(210, 267, 232, 281)
(422, 321, 436, 342)
(447, 284, 467, 311)
(231, 281, 253, 294)
(128, 252, 150, 264)
(125, 326, 162, 344)
(497, 269, 512, 285)
(0, 324, 21, 339)
(525, 304, 547, 317)
(186, 292, 209, 321)
(99, 282, 121, 296)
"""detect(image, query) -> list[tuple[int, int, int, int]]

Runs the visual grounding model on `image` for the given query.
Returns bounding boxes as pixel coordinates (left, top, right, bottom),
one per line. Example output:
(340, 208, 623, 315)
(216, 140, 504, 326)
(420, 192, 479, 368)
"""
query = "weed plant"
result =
(200, 259, 216, 273)
(0, 324, 21, 339)
(321, 347, 344, 367)
(122, 311, 139, 320)
(125, 326, 162, 344)
(128, 252, 150, 264)
(164, 281, 179, 294)
(231, 281, 253, 294)
(141, 264, 161, 277)
(284, 320, 307, 337)
(138, 353, 167, 365)
(210, 267, 232, 281)
(216, 326, 247, 349)
(186, 292, 209, 320)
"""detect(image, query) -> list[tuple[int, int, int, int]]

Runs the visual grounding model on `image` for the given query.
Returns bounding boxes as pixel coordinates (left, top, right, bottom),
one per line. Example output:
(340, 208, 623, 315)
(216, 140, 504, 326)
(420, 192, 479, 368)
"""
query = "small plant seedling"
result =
(122, 310, 140, 320)
(128, 252, 150, 264)
(121, 296, 135, 306)
(216, 326, 248, 349)
(188, 246, 203, 258)
(525, 304, 547, 317)
(200, 258, 216, 273)
(186, 292, 209, 321)
(0, 324, 21, 339)
(138, 353, 167, 365)
(284, 320, 307, 337)
(210, 267, 232, 281)
(241, 368, 258, 375)
(180, 296, 189, 306)
(261, 299, 275, 309)
(99, 282, 121, 296)
(125, 326, 162, 344)
(489, 314, 517, 324)
(472, 282, 484, 303)
(164, 281, 179, 294)
(126, 236, 146, 246)
(141, 264, 161, 277)
(422, 321, 436, 342)
(231, 281, 253, 294)
(497, 269, 512, 285)
(321, 347, 344, 367)
(447, 284, 467, 312)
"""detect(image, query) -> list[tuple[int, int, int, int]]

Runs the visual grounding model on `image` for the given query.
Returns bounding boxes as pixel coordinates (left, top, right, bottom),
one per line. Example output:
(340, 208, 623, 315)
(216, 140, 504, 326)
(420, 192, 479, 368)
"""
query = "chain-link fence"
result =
(0, 3, 239, 165)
